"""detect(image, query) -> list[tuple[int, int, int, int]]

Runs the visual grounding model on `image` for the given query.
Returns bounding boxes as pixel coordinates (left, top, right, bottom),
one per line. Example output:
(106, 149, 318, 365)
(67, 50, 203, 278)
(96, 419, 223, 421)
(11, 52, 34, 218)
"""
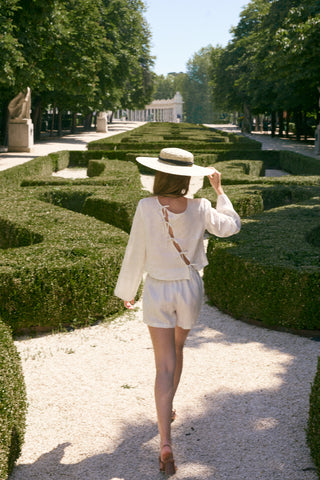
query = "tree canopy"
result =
(0, 0, 154, 141)
(210, 0, 320, 134)
(152, 48, 216, 124)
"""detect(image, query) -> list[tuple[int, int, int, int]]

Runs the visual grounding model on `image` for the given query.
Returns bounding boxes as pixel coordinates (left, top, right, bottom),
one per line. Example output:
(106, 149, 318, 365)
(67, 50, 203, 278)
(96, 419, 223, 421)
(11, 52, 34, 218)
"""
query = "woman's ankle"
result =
(160, 440, 172, 449)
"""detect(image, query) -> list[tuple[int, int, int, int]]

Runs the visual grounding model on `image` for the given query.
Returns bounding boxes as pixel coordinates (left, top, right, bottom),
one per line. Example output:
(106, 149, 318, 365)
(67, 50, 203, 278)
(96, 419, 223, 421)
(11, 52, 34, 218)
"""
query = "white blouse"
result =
(114, 194, 241, 301)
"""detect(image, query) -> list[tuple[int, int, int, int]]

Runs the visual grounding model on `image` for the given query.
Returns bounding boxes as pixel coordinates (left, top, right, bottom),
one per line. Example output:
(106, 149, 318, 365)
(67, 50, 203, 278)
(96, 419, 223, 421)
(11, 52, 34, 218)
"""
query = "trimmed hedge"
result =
(87, 159, 108, 177)
(0, 150, 146, 334)
(0, 188, 132, 334)
(0, 151, 69, 190)
(0, 318, 27, 479)
(307, 357, 320, 477)
(197, 183, 320, 218)
(88, 140, 261, 152)
(210, 149, 320, 175)
(39, 184, 146, 234)
(1, 122, 319, 336)
(204, 197, 320, 331)
(87, 122, 261, 151)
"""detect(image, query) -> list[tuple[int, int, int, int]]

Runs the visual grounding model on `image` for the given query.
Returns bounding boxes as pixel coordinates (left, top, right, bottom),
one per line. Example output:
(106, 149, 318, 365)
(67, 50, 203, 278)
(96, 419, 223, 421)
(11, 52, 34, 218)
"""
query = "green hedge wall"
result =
(87, 122, 261, 151)
(0, 151, 70, 190)
(203, 197, 320, 332)
(307, 357, 320, 477)
(1, 122, 319, 336)
(88, 140, 261, 152)
(0, 188, 133, 334)
(0, 150, 146, 334)
(0, 318, 27, 479)
(197, 183, 320, 218)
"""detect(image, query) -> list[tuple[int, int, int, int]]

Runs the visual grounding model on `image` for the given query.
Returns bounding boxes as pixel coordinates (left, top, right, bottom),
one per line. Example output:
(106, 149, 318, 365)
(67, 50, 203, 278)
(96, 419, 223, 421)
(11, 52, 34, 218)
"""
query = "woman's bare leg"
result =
(173, 326, 190, 399)
(148, 326, 175, 450)
(148, 325, 191, 456)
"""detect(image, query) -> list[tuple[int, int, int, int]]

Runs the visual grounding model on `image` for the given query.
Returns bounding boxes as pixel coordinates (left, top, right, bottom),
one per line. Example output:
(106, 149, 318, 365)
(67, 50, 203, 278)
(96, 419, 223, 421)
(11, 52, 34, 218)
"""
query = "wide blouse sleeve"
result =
(204, 194, 241, 237)
(114, 201, 146, 301)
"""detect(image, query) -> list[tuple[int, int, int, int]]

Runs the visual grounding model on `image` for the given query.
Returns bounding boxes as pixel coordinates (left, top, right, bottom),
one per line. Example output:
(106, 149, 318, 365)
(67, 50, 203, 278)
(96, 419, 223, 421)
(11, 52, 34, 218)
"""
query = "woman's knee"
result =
(155, 355, 176, 378)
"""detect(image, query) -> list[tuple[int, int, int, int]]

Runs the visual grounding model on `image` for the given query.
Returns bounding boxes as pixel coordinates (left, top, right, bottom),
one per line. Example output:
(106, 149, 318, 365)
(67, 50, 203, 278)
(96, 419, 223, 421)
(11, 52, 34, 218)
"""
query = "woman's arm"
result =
(205, 168, 241, 237)
(114, 202, 146, 304)
(207, 167, 224, 196)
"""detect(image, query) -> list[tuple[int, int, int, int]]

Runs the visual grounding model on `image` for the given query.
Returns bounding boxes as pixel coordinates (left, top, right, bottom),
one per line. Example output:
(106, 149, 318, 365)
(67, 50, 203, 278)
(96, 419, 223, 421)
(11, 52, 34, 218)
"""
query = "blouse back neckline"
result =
(156, 196, 189, 215)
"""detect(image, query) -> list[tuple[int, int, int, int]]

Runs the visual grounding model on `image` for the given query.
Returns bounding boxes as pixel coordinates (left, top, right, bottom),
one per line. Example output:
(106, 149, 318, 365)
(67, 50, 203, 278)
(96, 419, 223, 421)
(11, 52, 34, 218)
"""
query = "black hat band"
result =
(158, 156, 193, 167)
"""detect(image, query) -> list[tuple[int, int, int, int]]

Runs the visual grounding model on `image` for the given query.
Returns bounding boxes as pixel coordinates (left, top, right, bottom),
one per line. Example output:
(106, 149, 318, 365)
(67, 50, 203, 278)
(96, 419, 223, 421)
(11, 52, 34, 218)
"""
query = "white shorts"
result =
(143, 267, 204, 330)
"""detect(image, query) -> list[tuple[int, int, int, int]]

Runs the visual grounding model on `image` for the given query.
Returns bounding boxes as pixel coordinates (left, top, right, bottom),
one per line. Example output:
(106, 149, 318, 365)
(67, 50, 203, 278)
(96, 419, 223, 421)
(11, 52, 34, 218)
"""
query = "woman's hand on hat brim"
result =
(207, 167, 224, 196)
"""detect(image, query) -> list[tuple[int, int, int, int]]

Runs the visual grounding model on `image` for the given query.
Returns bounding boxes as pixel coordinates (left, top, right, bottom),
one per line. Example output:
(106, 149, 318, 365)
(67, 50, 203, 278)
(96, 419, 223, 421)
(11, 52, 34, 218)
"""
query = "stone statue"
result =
(97, 111, 107, 120)
(96, 111, 108, 133)
(8, 87, 33, 152)
(8, 87, 31, 122)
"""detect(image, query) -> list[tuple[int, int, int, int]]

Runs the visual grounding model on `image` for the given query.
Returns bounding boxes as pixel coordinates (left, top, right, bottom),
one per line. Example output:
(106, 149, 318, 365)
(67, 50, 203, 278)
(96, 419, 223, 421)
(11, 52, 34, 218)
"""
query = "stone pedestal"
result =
(96, 113, 108, 133)
(315, 124, 320, 155)
(8, 119, 34, 152)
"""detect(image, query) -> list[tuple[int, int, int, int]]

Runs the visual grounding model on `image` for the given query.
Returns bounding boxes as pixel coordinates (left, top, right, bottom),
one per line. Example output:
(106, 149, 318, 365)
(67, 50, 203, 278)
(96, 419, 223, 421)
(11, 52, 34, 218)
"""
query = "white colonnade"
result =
(115, 92, 183, 123)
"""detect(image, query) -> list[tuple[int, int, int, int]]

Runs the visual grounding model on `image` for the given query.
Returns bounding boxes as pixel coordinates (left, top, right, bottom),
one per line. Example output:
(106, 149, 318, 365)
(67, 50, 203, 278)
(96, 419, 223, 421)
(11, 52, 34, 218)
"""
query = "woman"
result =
(115, 147, 240, 475)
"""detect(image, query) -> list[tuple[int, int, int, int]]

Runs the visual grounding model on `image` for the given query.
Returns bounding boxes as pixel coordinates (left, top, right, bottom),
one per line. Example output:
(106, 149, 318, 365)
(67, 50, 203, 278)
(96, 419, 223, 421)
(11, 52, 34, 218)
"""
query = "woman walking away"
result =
(114, 147, 241, 475)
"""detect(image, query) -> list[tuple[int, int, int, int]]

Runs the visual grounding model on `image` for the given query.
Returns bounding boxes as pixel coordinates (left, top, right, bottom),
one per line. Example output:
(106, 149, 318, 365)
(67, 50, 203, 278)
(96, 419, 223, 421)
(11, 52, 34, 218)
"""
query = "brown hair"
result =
(153, 171, 190, 197)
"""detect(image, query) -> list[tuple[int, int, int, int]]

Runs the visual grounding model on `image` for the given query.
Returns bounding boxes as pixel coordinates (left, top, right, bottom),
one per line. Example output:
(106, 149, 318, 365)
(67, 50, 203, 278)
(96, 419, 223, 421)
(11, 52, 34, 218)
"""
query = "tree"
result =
(153, 75, 177, 100)
(99, 0, 154, 111)
(0, 0, 154, 142)
(0, 0, 25, 88)
(0, 0, 25, 140)
(210, 0, 320, 136)
(152, 73, 186, 101)
(183, 46, 216, 124)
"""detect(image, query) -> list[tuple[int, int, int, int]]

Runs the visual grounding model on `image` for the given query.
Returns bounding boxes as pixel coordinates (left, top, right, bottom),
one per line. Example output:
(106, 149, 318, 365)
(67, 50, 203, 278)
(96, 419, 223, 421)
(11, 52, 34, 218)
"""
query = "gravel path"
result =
(11, 300, 319, 480)
(8, 124, 320, 479)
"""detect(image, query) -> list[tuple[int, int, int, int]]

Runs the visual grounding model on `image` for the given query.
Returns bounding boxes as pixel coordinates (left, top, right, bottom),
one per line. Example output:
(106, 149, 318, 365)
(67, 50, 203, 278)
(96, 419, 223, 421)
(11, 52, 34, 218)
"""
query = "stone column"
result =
(8, 119, 34, 152)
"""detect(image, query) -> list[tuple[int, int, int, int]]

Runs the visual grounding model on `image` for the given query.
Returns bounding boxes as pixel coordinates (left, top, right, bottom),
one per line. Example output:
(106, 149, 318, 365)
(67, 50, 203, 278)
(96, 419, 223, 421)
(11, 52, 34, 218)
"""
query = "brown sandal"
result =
(159, 444, 176, 476)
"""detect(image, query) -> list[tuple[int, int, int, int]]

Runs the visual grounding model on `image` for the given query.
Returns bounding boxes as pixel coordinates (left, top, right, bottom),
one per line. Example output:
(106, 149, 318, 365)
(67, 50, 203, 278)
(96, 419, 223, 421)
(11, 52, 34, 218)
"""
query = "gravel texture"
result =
(11, 298, 319, 480)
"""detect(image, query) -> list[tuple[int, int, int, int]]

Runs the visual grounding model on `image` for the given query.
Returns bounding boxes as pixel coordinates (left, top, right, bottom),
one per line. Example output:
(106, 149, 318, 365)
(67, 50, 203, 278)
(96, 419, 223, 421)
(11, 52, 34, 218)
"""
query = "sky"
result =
(144, 0, 248, 76)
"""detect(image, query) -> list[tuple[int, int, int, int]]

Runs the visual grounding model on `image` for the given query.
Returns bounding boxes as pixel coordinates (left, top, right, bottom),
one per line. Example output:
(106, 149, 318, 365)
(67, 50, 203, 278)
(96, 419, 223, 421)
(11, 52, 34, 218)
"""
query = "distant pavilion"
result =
(116, 92, 183, 123)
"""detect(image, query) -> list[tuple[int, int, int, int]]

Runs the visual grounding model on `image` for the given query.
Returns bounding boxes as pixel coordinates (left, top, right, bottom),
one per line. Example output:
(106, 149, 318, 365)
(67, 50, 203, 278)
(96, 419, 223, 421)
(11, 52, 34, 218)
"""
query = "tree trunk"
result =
(294, 109, 302, 141)
(260, 114, 264, 132)
(303, 111, 308, 141)
(278, 110, 284, 137)
(271, 111, 276, 137)
(256, 114, 261, 132)
(50, 105, 56, 136)
(286, 111, 290, 138)
(1, 101, 9, 146)
(84, 113, 92, 130)
(242, 103, 252, 133)
(32, 96, 42, 141)
(57, 109, 62, 137)
(71, 113, 77, 134)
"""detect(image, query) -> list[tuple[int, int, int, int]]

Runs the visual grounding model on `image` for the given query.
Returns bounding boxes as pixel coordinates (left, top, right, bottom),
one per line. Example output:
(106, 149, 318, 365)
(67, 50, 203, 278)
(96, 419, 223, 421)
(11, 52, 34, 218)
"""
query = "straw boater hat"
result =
(136, 147, 211, 177)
